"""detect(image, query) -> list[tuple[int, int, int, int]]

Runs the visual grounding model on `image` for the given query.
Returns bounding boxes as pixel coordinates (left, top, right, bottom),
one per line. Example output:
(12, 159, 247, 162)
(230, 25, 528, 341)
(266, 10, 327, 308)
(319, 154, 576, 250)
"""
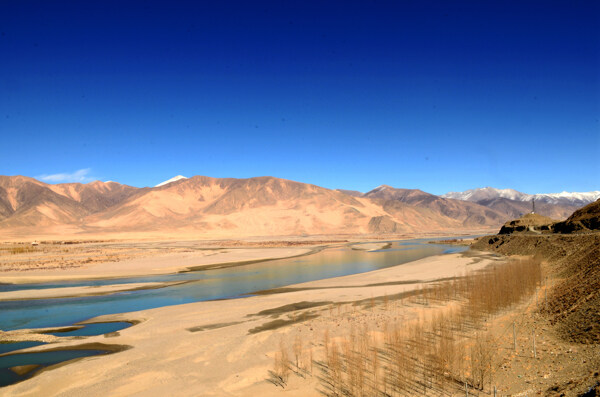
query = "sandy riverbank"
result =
(349, 242, 392, 251)
(0, 232, 491, 283)
(0, 250, 502, 396)
(0, 282, 183, 301)
(0, 247, 316, 284)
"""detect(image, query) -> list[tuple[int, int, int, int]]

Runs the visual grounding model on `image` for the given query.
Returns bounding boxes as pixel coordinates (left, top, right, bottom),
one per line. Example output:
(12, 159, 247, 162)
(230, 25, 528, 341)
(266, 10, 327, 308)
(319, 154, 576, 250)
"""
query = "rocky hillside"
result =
(498, 213, 557, 234)
(472, 200, 600, 344)
(553, 199, 600, 233)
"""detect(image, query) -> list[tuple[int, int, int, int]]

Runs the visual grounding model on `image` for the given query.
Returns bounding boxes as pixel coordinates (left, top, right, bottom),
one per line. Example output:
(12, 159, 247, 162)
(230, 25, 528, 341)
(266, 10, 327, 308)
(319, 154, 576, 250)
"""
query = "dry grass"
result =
(271, 256, 543, 396)
(0, 245, 39, 255)
(0, 240, 186, 272)
(269, 338, 291, 387)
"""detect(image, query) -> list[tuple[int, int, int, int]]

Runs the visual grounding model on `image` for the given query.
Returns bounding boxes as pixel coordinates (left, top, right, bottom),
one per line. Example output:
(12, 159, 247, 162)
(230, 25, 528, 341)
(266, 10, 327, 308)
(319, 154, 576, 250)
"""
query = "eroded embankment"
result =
(472, 233, 600, 344)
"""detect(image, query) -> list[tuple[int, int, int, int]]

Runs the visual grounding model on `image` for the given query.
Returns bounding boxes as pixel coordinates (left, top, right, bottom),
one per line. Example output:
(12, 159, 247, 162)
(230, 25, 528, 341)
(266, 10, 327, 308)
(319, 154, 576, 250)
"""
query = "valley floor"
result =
(2, 237, 597, 396)
(1, 250, 497, 396)
(0, 241, 325, 284)
(0, 233, 485, 284)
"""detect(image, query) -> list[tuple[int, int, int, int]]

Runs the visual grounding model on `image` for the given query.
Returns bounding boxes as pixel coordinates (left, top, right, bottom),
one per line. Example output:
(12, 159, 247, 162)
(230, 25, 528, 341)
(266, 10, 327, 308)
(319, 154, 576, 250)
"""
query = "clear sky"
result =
(1, 1, 599, 194)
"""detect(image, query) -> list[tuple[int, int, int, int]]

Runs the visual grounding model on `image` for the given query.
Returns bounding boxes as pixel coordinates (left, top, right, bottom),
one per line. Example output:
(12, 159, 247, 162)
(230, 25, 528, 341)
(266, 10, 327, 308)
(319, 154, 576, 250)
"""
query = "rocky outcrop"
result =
(498, 213, 556, 234)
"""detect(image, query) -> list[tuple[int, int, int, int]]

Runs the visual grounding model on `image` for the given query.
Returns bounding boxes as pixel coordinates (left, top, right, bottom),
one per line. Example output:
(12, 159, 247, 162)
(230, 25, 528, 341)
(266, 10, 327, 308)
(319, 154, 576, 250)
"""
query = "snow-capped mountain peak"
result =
(155, 175, 188, 187)
(442, 187, 600, 206)
(443, 187, 526, 202)
(371, 185, 388, 192)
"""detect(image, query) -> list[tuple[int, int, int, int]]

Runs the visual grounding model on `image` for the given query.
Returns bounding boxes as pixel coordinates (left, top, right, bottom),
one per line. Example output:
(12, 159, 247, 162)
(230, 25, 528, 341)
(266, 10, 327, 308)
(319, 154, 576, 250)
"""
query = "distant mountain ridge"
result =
(442, 187, 600, 207)
(334, 185, 583, 221)
(0, 175, 590, 239)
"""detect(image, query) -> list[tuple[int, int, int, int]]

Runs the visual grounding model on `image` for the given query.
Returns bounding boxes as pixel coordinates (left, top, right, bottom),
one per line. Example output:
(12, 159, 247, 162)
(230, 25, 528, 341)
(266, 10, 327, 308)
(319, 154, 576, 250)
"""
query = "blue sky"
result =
(1, 1, 598, 194)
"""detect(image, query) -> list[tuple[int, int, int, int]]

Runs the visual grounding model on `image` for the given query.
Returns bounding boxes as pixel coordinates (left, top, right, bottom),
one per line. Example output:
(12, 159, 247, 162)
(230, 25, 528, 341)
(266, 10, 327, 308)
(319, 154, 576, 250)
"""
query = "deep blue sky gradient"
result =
(1, 1, 599, 194)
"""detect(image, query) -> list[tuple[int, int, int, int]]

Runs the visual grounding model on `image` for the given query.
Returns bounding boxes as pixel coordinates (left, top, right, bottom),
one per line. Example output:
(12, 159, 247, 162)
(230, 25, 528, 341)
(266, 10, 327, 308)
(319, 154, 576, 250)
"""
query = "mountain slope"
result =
(553, 199, 600, 233)
(443, 187, 526, 202)
(91, 176, 512, 236)
(364, 185, 506, 228)
(83, 176, 380, 235)
(48, 181, 139, 213)
(0, 176, 88, 227)
(1, 175, 586, 239)
(0, 176, 138, 229)
(442, 187, 591, 220)
(474, 197, 577, 220)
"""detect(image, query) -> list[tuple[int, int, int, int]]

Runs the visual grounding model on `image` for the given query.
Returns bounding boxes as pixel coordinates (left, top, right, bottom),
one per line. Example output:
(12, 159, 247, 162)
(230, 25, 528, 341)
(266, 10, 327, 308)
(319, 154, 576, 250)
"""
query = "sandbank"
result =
(349, 242, 392, 251)
(0, 247, 314, 284)
(0, 282, 181, 301)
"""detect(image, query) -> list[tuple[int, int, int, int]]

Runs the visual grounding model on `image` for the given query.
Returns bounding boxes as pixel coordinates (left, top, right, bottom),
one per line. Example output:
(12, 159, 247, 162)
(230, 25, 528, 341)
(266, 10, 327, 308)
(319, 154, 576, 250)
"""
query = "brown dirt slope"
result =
(473, 233, 600, 344)
(498, 212, 557, 234)
(554, 198, 600, 233)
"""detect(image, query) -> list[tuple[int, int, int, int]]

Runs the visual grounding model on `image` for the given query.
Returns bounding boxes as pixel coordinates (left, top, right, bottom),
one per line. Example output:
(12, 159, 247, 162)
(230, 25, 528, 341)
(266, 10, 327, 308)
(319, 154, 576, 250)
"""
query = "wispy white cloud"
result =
(37, 168, 96, 183)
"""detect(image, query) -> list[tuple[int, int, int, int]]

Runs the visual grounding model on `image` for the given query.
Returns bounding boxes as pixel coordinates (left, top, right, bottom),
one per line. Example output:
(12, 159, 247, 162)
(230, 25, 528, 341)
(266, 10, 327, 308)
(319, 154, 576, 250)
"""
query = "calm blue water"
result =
(0, 239, 467, 332)
(47, 322, 131, 337)
(0, 349, 109, 387)
(0, 342, 45, 355)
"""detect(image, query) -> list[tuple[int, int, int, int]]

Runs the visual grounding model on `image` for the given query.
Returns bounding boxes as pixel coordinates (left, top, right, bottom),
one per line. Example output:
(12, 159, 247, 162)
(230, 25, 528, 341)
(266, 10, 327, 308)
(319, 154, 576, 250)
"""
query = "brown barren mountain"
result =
(333, 189, 364, 197)
(474, 197, 577, 220)
(0, 175, 583, 239)
(47, 180, 139, 213)
(364, 185, 506, 228)
(0, 176, 89, 227)
(554, 198, 600, 233)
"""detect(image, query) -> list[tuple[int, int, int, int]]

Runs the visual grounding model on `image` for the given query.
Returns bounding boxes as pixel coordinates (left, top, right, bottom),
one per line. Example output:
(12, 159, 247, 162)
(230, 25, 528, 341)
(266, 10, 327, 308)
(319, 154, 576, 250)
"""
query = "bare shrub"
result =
(274, 339, 290, 383)
(470, 332, 496, 390)
(293, 334, 302, 371)
(296, 256, 542, 395)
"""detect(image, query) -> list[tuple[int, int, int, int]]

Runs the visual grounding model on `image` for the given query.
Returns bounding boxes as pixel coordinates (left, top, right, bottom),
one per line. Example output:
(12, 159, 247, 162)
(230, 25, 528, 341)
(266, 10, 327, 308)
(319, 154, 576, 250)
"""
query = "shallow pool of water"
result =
(0, 349, 109, 387)
(0, 342, 46, 356)
(47, 322, 132, 337)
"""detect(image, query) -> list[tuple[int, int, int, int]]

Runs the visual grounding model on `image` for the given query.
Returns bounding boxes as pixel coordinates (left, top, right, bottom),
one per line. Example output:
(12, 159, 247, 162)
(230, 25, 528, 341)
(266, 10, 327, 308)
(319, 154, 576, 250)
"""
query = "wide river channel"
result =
(0, 238, 468, 332)
(0, 238, 471, 387)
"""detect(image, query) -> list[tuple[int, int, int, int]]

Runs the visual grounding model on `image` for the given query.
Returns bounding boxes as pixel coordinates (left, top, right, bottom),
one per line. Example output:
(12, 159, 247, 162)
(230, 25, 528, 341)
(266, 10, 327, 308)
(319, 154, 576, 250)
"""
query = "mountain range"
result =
(442, 187, 600, 207)
(0, 175, 595, 239)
